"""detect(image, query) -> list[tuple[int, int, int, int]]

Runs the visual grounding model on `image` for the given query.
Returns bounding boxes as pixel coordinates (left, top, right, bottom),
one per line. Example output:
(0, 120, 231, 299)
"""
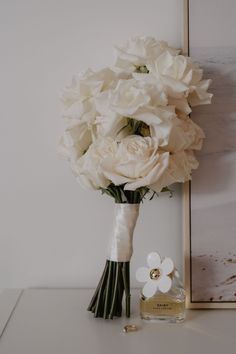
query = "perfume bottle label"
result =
(140, 298, 185, 316)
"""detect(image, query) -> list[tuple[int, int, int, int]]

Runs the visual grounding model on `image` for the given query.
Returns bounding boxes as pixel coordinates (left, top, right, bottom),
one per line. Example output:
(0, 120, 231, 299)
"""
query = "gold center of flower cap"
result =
(150, 268, 161, 280)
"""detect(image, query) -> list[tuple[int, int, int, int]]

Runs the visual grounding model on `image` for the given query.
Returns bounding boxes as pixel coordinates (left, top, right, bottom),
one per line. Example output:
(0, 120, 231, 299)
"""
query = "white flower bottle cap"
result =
(136, 252, 175, 298)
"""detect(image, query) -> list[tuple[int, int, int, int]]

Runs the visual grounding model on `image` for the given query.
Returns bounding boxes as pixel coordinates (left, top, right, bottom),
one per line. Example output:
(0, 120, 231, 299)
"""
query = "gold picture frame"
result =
(183, 0, 236, 309)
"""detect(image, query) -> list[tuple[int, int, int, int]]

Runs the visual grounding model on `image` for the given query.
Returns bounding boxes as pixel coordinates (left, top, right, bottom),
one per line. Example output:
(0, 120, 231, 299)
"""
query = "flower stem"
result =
(122, 262, 131, 317)
(108, 263, 119, 319)
(88, 260, 131, 319)
(103, 261, 113, 319)
(94, 262, 109, 317)
(87, 260, 109, 311)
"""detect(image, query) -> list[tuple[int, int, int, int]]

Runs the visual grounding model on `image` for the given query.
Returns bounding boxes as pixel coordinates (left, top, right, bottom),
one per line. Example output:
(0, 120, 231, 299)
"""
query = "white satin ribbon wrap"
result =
(108, 204, 140, 262)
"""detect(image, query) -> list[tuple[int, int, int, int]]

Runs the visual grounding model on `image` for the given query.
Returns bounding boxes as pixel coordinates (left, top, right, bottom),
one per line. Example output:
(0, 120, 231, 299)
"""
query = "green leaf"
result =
(161, 186, 174, 198)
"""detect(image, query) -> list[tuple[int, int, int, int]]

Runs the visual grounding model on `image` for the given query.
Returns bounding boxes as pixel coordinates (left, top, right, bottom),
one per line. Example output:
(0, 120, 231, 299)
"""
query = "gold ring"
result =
(123, 324, 138, 333)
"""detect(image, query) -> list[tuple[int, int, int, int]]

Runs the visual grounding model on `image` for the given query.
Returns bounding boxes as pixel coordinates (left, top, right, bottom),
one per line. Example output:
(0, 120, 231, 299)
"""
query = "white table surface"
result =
(0, 289, 236, 354)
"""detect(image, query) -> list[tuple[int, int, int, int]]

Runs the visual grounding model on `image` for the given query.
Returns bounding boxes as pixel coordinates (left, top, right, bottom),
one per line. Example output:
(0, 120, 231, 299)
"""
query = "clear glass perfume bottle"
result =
(136, 252, 186, 323)
(140, 274, 185, 323)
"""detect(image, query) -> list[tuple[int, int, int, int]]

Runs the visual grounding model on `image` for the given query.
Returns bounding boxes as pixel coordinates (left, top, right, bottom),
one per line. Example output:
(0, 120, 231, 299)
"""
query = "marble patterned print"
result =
(190, 47, 236, 302)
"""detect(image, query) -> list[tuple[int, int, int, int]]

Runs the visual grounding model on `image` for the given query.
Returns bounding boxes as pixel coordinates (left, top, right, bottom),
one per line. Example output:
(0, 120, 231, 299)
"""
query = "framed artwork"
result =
(183, 0, 236, 308)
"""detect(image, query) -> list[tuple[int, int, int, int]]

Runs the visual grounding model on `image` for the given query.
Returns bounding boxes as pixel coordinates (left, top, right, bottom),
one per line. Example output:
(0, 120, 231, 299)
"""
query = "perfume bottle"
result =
(136, 252, 185, 323)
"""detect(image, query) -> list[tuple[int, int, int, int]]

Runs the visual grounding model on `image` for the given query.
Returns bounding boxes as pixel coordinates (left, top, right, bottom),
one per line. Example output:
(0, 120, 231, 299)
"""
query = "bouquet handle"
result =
(88, 204, 139, 319)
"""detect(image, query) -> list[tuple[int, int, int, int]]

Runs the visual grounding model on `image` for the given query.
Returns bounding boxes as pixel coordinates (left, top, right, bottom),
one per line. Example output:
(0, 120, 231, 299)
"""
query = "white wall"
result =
(0, 0, 184, 288)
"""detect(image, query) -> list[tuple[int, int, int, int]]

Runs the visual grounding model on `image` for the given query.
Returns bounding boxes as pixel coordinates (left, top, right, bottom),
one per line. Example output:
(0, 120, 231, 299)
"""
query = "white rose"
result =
(109, 79, 150, 116)
(58, 122, 92, 162)
(94, 78, 168, 139)
(133, 71, 191, 114)
(148, 51, 212, 111)
(134, 79, 168, 107)
(94, 91, 128, 138)
(59, 100, 97, 162)
(167, 97, 191, 115)
(62, 98, 96, 123)
(73, 138, 118, 190)
(114, 36, 179, 72)
(132, 106, 176, 146)
(61, 68, 120, 128)
(148, 52, 189, 98)
(61, 67, 123, 127)
(162, 115, 205, 152)
(101, 135, 169, 190)
(149, 150, 199, 192)
(61, 69, 86, 107)
(188, 79, 213, 107)
(60, 68, 122, 158)
(61, 68, 119, 107)
(108, 79, 167, 117)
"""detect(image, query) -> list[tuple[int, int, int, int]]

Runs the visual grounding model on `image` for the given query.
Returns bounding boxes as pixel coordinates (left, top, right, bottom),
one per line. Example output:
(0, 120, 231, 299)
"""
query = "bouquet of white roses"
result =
(59, 36, 212, 319)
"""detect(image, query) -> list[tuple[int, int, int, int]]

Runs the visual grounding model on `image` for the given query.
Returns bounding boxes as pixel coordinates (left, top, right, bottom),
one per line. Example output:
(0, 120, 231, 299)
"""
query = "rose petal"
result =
(147, 252, 161, 268)
(136, 267, 149, 282)
(160, 258, 174, 275)
(174, 270, 180, 278)
(124, 152, 169, 191)
(157, 275, 172, 293)
(150, 150, 199, 193)
(142, 280, 158, 298)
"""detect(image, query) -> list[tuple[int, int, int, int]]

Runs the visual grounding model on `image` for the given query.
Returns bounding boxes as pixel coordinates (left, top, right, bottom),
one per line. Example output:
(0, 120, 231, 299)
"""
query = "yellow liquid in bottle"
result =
(140, 294, 185, 322)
